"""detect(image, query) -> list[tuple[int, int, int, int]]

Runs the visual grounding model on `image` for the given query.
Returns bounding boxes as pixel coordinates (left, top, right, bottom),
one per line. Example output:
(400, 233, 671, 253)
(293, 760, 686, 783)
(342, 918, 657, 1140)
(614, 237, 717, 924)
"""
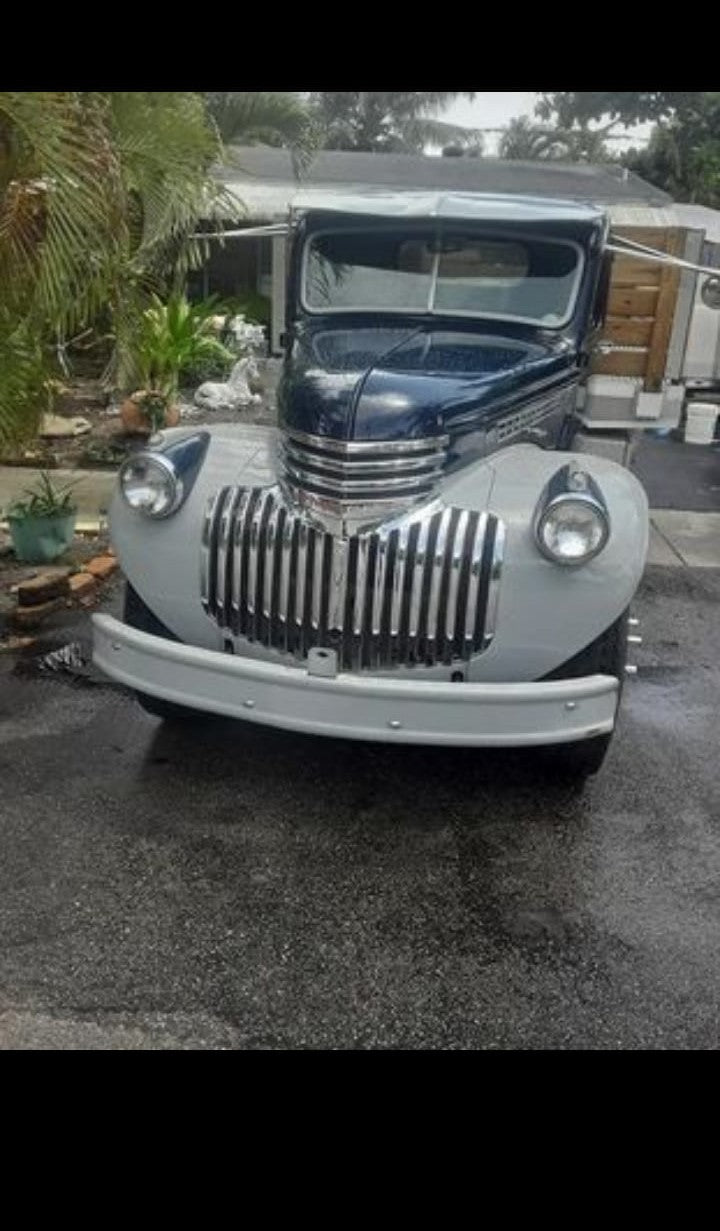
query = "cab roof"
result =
(289, 188, 606, 227)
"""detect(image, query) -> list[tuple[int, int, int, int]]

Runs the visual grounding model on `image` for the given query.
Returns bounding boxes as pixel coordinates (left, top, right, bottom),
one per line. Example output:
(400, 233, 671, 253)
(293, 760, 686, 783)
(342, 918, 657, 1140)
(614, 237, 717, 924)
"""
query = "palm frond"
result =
(0, 315, 48, 446)
(205, 92, 317, 177)
(402, 117, 485, 152)
(0, 92, 125, 336)
(0, 91, 244, 439)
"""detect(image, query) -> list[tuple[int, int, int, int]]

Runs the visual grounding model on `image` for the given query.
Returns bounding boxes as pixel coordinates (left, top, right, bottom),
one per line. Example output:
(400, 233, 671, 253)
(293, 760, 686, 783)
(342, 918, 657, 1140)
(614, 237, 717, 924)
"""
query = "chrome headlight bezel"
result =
(119, 451, 183, 519)
(117, 432, 210, 520)
(533, 466, 610, 567)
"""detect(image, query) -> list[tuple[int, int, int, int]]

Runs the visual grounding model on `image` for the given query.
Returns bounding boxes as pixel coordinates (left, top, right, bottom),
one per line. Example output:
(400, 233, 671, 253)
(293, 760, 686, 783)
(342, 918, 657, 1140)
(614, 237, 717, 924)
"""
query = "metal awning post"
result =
(271, 234, 287, 356)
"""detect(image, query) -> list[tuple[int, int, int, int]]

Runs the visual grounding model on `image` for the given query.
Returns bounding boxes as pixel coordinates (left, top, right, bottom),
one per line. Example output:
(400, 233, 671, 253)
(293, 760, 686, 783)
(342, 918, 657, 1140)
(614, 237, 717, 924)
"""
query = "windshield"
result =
(303, 229, 583, 327)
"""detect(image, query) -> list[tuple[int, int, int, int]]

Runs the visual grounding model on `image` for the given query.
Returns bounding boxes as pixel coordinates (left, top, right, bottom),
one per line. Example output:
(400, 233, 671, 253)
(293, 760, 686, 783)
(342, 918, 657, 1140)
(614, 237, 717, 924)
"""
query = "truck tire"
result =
(123, 582, 198, 721)
(538, 609, 630, 780)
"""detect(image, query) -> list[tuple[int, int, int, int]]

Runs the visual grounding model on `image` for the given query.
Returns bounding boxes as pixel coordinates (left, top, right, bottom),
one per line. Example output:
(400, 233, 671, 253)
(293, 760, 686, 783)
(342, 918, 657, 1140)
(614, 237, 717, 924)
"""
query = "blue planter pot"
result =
(8, 512, 77, 563)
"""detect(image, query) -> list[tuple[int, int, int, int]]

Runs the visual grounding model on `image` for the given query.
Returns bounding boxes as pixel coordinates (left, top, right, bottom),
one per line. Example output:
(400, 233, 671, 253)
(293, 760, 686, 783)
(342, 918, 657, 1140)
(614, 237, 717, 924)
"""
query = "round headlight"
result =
(119, 453, 181, 518)
(536, 496, 609, 566)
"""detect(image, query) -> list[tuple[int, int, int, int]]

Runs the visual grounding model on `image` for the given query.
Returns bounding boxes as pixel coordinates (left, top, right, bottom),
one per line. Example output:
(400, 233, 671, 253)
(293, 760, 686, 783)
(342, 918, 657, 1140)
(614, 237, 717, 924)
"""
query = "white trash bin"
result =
(684, 401, 718, 445)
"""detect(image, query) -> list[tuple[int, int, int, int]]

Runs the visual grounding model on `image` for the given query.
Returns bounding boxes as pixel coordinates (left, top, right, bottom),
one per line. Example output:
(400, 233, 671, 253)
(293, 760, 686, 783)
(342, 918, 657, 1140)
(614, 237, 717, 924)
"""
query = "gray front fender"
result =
(109, 427, 648, 683)
(443, 443, 648, 681)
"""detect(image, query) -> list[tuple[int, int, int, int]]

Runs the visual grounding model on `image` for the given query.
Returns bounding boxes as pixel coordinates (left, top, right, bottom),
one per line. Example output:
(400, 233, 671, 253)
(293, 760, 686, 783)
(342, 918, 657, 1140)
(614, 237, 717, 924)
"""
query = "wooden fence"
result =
(593, 227, 684, 391)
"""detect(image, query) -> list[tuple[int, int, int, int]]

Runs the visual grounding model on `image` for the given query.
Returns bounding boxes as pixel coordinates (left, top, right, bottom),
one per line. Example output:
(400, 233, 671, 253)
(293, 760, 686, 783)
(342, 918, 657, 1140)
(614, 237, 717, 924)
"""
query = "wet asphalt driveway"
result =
(1, 563, 719, 1050)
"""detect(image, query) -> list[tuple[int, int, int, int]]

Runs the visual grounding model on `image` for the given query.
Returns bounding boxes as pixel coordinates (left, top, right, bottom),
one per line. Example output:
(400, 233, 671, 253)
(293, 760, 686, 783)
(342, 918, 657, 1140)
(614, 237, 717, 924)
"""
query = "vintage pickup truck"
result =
(93, 191, 663, 778)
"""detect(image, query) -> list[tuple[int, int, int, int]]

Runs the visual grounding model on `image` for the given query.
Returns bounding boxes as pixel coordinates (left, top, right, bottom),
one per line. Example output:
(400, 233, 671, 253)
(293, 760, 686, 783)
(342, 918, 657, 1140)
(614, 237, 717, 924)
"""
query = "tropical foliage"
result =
(621, 95, 720, 207)
(7, 470, 78, 521)
(205, 92, 317, 173)
(309, 92, 482, 154)
(206, 92, 485, 159)
(534, 92, 720, 206)
(130, 293, 233, 399)
(498, 114, 611, 163)
(0, 91, 239, 447)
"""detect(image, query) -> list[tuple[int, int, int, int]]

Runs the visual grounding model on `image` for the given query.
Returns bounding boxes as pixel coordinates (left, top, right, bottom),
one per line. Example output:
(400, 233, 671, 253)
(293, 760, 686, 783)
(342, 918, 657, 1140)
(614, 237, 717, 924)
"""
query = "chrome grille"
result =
(281, 429, 448, 503)
(201, 486, 504, 671)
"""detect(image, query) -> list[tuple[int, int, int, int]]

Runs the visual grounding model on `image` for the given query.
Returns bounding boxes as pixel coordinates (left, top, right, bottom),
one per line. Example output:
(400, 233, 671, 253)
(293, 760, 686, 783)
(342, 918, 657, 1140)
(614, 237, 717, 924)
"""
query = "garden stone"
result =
(17, 567, 72, 606)
(40, 414, 92, 438)
(11, 597, 64, 628)
(69, 572, 97, 598)
(86, 556, 117, 581)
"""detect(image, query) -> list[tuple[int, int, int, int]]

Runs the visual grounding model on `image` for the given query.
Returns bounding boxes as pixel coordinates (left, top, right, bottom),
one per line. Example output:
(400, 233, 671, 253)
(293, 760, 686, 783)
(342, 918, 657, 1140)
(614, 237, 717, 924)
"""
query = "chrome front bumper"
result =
(92, 613, 619, 747)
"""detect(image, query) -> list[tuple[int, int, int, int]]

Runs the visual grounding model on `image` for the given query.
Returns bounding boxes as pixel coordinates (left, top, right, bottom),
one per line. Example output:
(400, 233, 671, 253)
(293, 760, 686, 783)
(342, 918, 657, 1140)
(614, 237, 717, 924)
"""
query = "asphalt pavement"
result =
(1, 563, 719, 1050)
(632, 433, 720, 512)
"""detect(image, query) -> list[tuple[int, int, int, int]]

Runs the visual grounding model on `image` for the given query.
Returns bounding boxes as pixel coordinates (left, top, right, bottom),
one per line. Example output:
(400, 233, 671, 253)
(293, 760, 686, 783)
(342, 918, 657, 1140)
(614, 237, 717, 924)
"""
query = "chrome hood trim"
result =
(279, 429, 449, 536)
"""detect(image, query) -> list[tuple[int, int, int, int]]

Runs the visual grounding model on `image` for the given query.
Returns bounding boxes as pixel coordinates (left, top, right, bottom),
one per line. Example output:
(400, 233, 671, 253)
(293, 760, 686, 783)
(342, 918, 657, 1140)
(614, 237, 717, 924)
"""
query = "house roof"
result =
(218, 145, 673, 220)
(671, 203, 720, 246)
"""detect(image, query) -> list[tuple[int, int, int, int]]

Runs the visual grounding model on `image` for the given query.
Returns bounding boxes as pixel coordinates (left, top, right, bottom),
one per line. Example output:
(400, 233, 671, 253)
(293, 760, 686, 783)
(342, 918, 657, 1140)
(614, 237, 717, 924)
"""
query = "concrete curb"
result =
(648, 511, 720, 569)
(2, 465, 719, 568)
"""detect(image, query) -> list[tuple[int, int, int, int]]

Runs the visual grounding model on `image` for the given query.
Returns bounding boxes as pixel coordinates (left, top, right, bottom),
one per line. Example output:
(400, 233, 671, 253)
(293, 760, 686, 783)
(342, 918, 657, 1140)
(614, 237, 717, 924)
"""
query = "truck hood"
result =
(278, 322, 578, 443)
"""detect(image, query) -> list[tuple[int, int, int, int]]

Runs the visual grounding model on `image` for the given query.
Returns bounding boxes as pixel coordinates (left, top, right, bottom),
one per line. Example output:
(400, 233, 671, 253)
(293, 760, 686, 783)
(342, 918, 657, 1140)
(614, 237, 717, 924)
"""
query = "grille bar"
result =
(202, 487, 504, 671)
(281, 429, 448, 503)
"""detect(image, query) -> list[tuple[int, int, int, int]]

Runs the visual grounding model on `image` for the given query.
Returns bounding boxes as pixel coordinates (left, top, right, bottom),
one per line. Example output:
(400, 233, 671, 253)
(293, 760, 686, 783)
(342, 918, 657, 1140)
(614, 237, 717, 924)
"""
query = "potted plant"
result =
(5, 471, 78, 563)
(120, 388, 180, 436)
(121, 294, 232, 435)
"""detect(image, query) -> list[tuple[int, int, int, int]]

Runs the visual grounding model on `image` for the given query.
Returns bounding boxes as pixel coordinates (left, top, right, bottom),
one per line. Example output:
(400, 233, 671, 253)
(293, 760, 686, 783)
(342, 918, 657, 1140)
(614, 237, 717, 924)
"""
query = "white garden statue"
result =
(194, 356, 263, 413)
(227, 316, 266, 353)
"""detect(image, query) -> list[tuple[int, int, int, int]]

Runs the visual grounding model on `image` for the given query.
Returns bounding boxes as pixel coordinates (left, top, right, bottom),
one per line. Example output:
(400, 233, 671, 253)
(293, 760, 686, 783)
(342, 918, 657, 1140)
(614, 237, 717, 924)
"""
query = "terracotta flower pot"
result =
(120, 392, 180, 436)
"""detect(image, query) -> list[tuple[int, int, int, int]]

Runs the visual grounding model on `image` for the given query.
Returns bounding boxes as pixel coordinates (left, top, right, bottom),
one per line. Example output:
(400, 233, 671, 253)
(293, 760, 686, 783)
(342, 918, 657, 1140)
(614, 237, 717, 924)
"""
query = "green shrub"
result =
(179, 349, 232, 387)
(129, 293, 233, 398)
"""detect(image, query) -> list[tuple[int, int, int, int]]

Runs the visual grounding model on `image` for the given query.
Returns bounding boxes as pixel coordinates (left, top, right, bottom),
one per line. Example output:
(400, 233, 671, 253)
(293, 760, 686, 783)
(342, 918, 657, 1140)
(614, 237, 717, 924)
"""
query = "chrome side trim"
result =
(493, 383, 576, 445)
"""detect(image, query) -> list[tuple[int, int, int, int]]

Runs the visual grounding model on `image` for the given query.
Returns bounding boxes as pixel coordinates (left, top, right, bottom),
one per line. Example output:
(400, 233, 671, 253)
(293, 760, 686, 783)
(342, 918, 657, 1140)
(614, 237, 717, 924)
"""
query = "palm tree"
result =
(0, 91, 239, 445)
(498, 117, 559, 160)
(205, 92, 317, 174)
(499, 114, 610, 163)
(309, 92, 482, 154)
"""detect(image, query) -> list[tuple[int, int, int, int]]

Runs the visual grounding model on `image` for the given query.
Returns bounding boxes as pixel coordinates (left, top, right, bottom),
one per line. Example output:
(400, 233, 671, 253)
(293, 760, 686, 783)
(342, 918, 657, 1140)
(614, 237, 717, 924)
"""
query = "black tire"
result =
(123, 582, 198, 721)
(539, 609, 629, 779)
